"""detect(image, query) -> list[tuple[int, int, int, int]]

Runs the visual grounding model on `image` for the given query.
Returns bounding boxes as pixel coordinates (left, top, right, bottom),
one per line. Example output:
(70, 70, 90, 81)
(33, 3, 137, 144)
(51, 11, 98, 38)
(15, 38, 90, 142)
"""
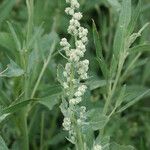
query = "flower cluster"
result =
(59, 0, 89, 145)
(93, 144, 102, 150)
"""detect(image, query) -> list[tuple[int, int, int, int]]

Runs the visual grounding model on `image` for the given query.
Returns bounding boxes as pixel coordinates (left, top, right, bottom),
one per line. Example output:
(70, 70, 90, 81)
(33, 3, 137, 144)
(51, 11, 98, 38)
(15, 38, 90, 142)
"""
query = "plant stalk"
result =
(18, 108, 29, 150)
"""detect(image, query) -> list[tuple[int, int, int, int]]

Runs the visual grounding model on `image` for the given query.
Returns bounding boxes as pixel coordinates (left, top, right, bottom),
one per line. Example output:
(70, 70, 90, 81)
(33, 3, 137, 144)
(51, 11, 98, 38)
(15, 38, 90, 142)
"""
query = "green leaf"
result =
(115, 85, 126, 108)
(130, 44, 150, 53)
(0, 0, 16, 27)
(127, 23, 149, 47)
(127, 0, 141, 35)
(107, 0, 121, 12)
(82, 0, 103, 11)
(92, 20, 109, 79)
(113, 0, 131, 57)
(95, 134, 110, 150)
(38, 94, 60, 110)
(110, 55, 118, 78)
(117, 88, 150, 113)
(57, 64, 65, 84)
(110, 142, 135, 150)
(7, 21, 21, 51)
(27, 25, 44, 49)
(0, 59, 24, 78)
(0, 99, 35, 115)
(88, 78, 107, 90)
(86, 109, 108, 131)
(0, 113, 10, 124)
(92, 21, 103, 61)
(0, 32, 16, 53)
(60, 98, 68, 117)
(0, 135, 9, 150)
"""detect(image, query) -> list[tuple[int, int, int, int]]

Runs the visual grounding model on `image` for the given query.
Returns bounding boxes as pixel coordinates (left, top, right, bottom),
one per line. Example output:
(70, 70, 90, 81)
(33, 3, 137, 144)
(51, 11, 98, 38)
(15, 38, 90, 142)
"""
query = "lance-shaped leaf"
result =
(113, 0, 131, 57)
(93, 21, 108, 79)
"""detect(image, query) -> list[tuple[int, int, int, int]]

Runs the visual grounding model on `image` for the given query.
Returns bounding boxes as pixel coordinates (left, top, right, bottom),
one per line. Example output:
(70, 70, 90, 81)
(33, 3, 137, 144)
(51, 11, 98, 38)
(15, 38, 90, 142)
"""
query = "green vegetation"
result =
(0, 0, 149, 149)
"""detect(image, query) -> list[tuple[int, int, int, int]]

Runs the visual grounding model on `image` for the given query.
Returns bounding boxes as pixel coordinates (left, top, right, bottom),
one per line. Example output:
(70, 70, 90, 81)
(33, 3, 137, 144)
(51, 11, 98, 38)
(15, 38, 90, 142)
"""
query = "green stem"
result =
(18, 109, 29, 150)
(31, 42, 56, 98)
(103, 53, 126, 115)
(40, 112, 45, 150)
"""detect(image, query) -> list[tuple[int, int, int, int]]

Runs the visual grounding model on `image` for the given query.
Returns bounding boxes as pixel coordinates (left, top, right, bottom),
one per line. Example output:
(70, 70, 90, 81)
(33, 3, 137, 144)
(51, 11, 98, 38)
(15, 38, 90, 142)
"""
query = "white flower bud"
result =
(62, 117, 71, 131)
(73, 12, 82, 20)
(71, 0, 80, 8)
(69, 97, 82, 105)
(65, 7, 74, 15)
(93, 144, 102, 150)
(63, 82, 69, 89)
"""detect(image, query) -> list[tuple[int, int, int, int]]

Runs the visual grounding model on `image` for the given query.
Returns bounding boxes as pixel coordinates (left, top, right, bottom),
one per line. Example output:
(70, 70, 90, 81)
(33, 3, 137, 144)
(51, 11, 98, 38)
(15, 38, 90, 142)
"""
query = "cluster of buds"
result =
(60, 0, 89, 144)
(93, 144, 102, 150)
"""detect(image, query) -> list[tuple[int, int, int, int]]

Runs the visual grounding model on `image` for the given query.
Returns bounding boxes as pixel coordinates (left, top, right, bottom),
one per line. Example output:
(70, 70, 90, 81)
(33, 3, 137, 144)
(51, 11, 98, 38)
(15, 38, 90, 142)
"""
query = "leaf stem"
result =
(31, 42, 56, 98)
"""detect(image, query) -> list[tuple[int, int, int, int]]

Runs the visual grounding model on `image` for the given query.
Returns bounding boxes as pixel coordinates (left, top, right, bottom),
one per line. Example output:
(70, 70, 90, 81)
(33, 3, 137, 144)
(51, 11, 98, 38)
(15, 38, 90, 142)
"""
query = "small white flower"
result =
(76, 49, 84, 57)
(63, 82, 69, 89)
(69, 50, 80, 62)
(74, 91, 82, 97)
(80, 73, 88, 80)
(73, 12, 82, 20)
(65, 63, 71, 73)
(63, 71, 68, 77)
(63, 117, 71, 131)
(81, 36, 88, 44)
(70, 0, 80, 9)
(60, 38, 68, 47)
(65, 7, 74, 15)
(75, 85, 87, 97)
(78, 27, 88, 38)
(93, 144, 102, 150)
(68, 26, 78, 35)
(69, 97, 82, 105)
(60, 0, 89, 143)
(77, 60, 89, 79)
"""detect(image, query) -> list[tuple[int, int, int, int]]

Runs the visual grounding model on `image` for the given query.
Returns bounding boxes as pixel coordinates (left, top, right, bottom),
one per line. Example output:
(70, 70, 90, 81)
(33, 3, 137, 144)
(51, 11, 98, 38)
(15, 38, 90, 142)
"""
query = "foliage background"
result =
(0, 0, 150, 149)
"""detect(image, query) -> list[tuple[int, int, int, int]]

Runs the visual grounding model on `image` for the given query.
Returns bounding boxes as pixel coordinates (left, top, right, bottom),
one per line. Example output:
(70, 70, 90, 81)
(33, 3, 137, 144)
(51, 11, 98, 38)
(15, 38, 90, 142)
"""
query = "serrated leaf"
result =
(0, 59, 24, 78)
(0, 136, 9, 150)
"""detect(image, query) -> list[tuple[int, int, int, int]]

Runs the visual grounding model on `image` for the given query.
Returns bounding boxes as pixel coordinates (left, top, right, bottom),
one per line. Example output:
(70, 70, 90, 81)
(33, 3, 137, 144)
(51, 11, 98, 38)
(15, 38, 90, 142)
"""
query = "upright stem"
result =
(18, 108, 29, 150)
(31, 42, 56, 98)
(103, 53, 126, 115)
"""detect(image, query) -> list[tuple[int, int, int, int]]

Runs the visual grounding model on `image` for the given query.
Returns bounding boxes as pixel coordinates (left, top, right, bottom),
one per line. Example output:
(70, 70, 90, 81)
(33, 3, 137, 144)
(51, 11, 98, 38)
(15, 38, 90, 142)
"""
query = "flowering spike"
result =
(59, 0, 89, 146)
